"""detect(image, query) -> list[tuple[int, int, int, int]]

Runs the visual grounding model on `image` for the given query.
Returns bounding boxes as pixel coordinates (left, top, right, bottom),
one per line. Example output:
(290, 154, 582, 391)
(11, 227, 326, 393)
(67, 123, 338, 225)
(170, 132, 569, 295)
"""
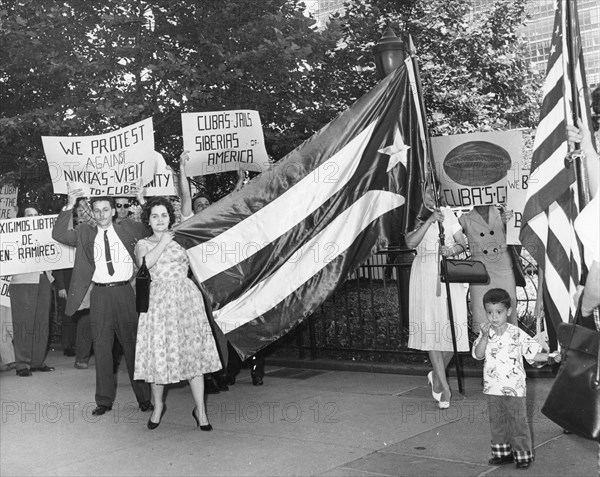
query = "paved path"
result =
(1, 350, 596, 476)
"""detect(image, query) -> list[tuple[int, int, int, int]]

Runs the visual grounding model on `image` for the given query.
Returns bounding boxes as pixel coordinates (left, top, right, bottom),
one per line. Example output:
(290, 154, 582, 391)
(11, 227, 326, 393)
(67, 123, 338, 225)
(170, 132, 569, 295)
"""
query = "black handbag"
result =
(135, 257, 151, 313)
(441, 258, 490, 284)
(541, 305, 600, 441)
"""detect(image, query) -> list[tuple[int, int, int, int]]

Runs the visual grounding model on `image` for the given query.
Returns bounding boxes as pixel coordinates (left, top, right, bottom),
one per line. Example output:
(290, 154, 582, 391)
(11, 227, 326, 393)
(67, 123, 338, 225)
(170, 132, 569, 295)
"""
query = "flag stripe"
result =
(213, 190, 405, 331)
(222, 218, 391, 354)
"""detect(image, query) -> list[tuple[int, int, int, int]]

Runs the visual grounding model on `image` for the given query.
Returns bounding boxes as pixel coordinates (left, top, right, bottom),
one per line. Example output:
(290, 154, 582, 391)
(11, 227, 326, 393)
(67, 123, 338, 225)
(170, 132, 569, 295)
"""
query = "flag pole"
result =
(565, 0, 589, 284)
(407, 35, 464, 395)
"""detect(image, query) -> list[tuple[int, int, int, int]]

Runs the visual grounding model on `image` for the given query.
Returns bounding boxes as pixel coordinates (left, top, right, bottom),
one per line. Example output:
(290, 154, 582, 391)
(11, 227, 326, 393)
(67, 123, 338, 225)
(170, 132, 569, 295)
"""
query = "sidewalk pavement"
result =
(1, 349, 596, 477)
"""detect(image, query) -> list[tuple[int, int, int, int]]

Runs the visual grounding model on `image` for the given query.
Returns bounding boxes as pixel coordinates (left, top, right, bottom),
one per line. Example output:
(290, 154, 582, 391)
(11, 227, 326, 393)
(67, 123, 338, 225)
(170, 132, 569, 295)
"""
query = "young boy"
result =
(473, 288, 560, 470)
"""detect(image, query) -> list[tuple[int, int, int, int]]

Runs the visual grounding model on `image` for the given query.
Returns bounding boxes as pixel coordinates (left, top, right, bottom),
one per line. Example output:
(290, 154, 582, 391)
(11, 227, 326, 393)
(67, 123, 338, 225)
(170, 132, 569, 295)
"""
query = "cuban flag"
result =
(175, 63, 424, 359)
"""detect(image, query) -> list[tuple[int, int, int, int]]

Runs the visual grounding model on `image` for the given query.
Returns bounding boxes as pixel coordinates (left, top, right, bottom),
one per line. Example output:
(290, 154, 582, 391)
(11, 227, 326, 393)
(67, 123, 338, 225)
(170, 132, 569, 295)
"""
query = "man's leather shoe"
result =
(16, 368, 32, 377)
(139, 400, 154, 412)
(216, 376, 229, 392)
(92, 405, 112, 416)
(489, 455, 514, 465)
(205, 375, 220, 394)
(31, 365, 54, 372)
(516, 461, 531, 469)
(252, 375, 264, 386)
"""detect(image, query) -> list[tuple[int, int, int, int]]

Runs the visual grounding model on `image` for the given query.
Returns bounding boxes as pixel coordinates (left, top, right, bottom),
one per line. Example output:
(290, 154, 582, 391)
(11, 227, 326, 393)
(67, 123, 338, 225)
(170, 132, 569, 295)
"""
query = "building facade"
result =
(309, 0, 599, 88)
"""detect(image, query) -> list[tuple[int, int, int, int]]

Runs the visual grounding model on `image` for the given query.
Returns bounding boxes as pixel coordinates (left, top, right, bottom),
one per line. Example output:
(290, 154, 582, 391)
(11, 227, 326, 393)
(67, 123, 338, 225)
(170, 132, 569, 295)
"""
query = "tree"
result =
(0, 0, 337, 208)
(312, 0, 542, 136)
(1, 0, 542, 210)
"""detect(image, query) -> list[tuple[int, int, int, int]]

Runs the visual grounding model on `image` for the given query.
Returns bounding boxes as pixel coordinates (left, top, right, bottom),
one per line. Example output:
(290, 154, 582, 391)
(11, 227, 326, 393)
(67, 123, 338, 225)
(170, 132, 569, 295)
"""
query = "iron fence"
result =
(286, 249, 540, 363)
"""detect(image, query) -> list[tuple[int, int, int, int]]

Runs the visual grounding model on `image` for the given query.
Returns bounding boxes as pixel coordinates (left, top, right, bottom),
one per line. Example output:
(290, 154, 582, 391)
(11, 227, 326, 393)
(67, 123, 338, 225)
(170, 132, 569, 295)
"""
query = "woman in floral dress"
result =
(134, 197, 221, 430)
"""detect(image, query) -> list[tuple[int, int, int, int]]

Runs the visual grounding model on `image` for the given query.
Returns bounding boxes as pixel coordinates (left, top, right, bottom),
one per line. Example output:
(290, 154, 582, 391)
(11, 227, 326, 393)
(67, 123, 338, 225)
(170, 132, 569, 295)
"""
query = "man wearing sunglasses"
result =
(114, 197, 132, 224)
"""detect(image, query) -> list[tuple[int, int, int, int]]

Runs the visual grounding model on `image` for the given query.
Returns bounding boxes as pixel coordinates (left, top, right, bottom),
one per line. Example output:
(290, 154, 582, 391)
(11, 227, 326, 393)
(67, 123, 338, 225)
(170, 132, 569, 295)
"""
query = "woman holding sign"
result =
(9, 204, 54, 377)
(406, 184, 469, 409)
(133, 197, 221, 430)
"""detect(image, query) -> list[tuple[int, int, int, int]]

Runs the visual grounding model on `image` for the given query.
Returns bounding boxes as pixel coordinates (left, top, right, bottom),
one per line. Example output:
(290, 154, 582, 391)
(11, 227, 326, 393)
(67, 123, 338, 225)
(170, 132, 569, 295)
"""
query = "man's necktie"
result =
(104, 230, 115, 276)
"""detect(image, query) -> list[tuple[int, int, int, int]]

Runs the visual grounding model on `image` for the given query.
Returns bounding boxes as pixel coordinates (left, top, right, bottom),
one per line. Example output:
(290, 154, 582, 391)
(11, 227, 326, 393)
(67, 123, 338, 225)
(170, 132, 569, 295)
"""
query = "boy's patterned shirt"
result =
(472, 323, 541, 397)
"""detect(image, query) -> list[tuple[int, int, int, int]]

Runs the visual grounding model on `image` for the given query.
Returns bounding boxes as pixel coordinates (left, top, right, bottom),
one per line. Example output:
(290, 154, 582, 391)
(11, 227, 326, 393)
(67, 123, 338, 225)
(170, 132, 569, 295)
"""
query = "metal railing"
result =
(285, 249, 540, 362)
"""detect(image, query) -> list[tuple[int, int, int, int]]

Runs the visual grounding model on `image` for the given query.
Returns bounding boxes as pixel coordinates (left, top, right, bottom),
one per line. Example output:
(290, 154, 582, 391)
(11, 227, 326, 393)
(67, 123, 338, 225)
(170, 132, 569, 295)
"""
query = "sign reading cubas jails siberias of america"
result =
(181, 110, 270, 176)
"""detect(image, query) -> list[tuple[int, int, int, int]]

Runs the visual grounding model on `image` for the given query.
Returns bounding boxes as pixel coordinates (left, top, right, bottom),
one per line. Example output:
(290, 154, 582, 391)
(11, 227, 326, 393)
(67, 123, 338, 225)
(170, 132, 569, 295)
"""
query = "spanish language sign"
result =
(431, 130, 523, 208)
(42, 118, 157, 196)
(181, 110, 270, 176)
(0, 183, 18, 219)
(0, 215, 75, 275)
(0, 276, 10, 308)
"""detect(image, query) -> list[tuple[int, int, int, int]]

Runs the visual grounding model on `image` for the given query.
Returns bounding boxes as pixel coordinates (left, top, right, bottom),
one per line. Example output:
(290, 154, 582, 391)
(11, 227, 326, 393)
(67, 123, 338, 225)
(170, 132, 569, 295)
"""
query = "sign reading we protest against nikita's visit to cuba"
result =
(181, 110, 270, 176)
(0, 215, 75, 275)
(42, 118, 157, 197)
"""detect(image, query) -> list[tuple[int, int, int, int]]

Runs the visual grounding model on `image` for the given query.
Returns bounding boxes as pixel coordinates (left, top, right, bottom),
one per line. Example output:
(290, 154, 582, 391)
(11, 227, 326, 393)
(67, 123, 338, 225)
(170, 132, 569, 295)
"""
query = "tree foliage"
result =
(316, 0, 542, 135)
(0, 0, 542, 210)
(0, 0, 337, 207)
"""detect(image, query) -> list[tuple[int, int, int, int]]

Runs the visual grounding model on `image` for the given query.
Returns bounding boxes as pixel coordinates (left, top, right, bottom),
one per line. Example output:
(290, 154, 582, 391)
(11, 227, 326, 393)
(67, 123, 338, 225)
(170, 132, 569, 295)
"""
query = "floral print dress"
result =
(134, 239, 222, 385)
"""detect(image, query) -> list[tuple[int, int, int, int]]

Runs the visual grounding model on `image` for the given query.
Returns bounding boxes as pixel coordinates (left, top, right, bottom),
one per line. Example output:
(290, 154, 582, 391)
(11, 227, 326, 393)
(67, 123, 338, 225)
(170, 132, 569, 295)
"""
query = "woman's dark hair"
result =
(17, 202, 41, 217)
(141, 196, 176, 229)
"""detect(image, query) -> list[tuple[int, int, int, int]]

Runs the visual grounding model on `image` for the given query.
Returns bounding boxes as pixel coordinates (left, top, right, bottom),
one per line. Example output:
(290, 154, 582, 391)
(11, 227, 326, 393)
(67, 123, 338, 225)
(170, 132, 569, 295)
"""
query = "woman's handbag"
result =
(441, 258, 490, 284)
(135, 257, 151, 313)
(541, 303, 600, 441)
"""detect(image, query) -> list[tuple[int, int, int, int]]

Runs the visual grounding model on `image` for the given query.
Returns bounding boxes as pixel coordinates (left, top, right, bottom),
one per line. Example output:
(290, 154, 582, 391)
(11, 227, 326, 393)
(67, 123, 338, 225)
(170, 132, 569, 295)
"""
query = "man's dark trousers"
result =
(90, 284, 150, 407)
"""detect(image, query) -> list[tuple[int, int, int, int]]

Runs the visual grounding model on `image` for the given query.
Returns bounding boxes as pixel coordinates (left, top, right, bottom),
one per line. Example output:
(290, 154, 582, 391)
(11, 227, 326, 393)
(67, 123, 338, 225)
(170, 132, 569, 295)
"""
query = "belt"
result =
(92, 281, 130, 288)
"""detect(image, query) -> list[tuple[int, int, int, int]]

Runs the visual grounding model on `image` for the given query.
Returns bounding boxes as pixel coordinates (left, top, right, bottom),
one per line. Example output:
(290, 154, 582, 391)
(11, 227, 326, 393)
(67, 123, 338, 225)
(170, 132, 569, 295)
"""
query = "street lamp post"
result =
(373, 27, 407, 79)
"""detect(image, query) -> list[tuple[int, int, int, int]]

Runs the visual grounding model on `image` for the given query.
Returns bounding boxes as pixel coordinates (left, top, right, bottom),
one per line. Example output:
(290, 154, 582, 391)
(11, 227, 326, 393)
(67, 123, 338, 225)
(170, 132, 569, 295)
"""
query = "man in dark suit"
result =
(52, 189, 153, 416)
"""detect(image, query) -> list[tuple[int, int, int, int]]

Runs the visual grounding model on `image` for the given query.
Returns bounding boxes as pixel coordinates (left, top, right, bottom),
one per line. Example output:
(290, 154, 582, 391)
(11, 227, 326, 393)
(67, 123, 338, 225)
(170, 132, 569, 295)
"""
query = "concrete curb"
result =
(267, 355, 556, 378)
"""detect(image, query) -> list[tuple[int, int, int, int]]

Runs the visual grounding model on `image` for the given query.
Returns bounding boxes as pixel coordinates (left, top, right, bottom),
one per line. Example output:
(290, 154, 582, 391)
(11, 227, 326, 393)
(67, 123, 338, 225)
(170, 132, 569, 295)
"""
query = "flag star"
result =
(379, 129, 410, 172)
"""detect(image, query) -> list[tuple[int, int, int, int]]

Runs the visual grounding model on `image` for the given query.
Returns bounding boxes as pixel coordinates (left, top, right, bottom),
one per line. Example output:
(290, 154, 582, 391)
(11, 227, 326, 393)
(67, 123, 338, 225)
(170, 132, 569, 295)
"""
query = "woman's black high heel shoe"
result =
(192, 407, 213, 431)
(147, 405, 167, 430)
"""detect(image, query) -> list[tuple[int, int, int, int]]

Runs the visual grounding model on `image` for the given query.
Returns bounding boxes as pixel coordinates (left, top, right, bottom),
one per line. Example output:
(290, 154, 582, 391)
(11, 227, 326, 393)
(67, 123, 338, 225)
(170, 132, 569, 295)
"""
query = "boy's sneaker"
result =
(74, 361, 88, 369)
(516, 461, 531, 469)
(489, 455, 514, 465)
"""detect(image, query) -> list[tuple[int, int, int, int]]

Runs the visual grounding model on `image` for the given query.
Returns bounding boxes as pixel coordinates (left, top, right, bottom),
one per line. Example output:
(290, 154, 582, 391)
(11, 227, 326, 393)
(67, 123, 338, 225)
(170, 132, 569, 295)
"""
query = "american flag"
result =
(519, 0, 593, 327)
(175, 63, 424, 358)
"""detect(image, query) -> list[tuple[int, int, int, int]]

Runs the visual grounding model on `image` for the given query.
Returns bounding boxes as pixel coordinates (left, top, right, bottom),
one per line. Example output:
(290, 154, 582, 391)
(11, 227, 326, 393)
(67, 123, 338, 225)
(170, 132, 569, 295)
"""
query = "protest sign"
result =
(431, 130, 523, 208)
(42, 118, 157, 197)
(0, 276, 10, 308)
(0, 215, 75, 275)
(0, 183, 18, 219)
(181, 110, 270, 176)
(145, 152, 177, 196)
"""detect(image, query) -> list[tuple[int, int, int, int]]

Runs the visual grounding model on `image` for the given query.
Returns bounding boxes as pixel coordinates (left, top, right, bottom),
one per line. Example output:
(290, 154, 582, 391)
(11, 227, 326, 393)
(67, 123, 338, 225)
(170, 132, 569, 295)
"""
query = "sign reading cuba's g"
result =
(0, 215, 75, 275)
(431, 130, 524, 208)
(181, 110, 270, 176)
(42, 118, 157, 197)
